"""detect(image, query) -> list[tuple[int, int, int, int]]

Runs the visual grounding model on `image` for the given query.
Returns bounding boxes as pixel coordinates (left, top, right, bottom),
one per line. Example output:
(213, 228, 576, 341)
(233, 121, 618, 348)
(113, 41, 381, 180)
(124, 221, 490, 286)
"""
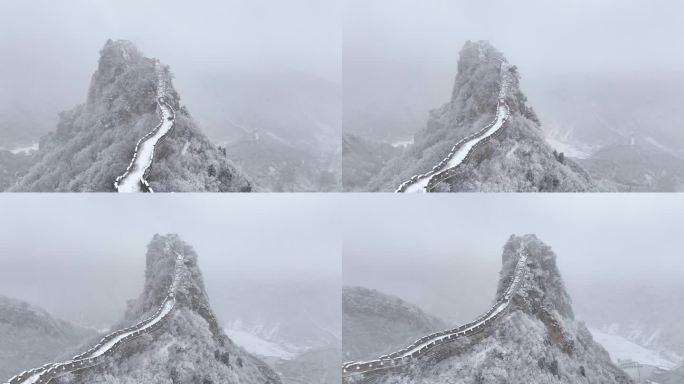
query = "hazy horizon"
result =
(0, 194, 340, 330)
(0, 0, 340, 145)
(342, 194, 684, 325)
(344, 0, 684, 145)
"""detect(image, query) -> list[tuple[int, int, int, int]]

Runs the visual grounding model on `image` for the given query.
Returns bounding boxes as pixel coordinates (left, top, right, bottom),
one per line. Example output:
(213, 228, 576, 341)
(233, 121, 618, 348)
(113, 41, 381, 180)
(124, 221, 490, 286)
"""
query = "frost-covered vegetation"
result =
(225, 133, 340, 192)
(267, 347, 341, 384)
(342, 134, 400, 191)
(7, 40, 250, 192)
(0, 150, 34, 190)
(0, 296, 96, 381)
(348, 235, 633, 384)
(342, 286, 446, 362)
(361, 41, 596, 192)
(38, 234, 280, 384)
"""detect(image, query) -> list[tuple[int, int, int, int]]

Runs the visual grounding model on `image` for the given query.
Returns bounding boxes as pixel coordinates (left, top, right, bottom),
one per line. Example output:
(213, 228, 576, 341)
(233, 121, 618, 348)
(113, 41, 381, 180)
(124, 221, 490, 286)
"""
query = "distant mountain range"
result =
(0, 296, 96, 381)
(343, 286, 446, 362)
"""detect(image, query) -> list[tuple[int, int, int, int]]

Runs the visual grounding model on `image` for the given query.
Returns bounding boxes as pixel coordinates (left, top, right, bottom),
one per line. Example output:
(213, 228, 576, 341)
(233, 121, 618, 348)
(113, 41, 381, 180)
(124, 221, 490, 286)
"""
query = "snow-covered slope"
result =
(0, 297, 96, 382)
(225, 326, 296, 360)
(342, 286, 447, 362)
(578, 139, 684, 191)
(589, 328, 676, 370)
(4, 234, 280, 384)
(365, 40, 596, 192)
(344, 235, 632, 384)
(342, 133, 400, 191)
(9, 40, 251, 192)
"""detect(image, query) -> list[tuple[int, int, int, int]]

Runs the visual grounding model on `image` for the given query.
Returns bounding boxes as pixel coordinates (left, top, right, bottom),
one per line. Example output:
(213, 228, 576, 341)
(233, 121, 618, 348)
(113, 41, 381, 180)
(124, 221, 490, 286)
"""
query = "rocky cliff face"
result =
(342, 286, 446, 362)
(10, 39, 251, 192)
(0, 296, 96, 381)
(53, 234, 280, 384)
(360, 235, 632, 384)
(367, 40, 596, 192)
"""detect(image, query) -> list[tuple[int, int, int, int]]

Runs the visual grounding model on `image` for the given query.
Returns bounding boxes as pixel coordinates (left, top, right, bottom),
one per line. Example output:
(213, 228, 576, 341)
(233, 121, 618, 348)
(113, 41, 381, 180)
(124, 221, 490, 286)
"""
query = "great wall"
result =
(114, 61, 176, 193)
(396, 61, 513, 193)
(4, 246, 186, 384)
(342, 246, 528, 382)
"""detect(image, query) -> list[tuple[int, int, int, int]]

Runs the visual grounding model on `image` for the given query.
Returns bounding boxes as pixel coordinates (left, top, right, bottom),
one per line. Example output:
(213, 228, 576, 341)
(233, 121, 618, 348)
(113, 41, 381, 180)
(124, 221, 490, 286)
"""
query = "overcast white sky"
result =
(0, 0, 340, 140)
(1, 194, 682, 333)
(0, 194, 340, 328)
(342, 194, 684, 324)
(344, 0, 684, 139)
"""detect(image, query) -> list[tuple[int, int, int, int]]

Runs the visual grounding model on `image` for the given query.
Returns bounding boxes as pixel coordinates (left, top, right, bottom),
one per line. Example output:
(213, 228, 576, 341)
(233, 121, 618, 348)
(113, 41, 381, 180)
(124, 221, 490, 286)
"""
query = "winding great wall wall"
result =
(396, 61, 513, 193)
(342, 246, 528, 381)
(114, 60, 176, 193)
(4, 246, 186, 384)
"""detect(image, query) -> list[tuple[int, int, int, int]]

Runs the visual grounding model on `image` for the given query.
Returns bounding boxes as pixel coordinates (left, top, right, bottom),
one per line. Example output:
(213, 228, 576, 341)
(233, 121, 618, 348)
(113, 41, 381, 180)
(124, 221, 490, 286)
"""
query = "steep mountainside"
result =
(265, 347, 342, 384)
(189, 70, 342, 192)
(342, 134, 401, 191)
(0, 296, 96, 381)
(0, 151, 34, 191)
(346, 235, 632, 384)
(7, 234, 280, 384)
(9, 40, 250, 192)
(343, 286, 446, 362)
(365, 40, 596, 192)
(578, 139, 684, 191)
(226, 133, 340, 192)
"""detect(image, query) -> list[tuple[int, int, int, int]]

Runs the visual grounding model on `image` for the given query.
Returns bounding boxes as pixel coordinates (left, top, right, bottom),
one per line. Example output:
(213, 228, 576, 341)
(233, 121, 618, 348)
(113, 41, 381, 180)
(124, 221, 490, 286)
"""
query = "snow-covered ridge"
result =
(342, 246, 528, 377)
(114, 61, 175, 193)
(396, 62, 513, 193)
(4, 246, 186, 384)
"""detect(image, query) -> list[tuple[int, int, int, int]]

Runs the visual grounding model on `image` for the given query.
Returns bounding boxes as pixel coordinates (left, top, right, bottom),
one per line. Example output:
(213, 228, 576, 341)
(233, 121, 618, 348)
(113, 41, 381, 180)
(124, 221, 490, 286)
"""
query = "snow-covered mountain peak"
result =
(343, 236, 633, 384)
(27, 234, 283, 384)
(11, 39, 251, 192)
(367, 40, 596, 192)
(96, 39, 144, 75)
(499, 234, 575, 320)
(448, 40, 537, 129)
(122, 234, 221, 337)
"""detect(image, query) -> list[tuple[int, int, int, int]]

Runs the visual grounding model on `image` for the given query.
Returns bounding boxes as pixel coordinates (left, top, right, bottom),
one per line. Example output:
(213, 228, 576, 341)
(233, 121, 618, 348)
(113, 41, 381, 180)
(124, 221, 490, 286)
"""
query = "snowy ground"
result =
(390, 138, 414, 148)
(224, 328, 295, 360)
(590, 328, 677, 370)
(545, 137, 592, 159)
(2, 143, 39, 155)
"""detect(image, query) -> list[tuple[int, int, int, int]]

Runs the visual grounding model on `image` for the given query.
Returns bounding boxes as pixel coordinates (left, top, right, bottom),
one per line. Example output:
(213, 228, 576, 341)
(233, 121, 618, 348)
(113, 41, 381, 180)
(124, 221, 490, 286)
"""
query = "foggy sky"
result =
(0, 0, 340, 141)
(344, 0, 684, 139)
(0, 194, 340, 329)
(342, 194, 684, 324)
